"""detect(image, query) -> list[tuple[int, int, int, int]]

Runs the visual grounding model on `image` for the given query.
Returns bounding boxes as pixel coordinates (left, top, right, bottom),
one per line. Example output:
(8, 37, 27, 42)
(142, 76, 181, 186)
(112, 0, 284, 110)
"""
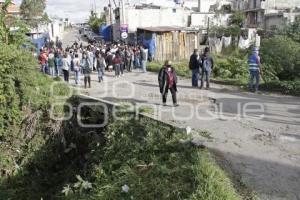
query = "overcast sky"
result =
(15, 0, 108, 23)
(14, 0, 300, 23)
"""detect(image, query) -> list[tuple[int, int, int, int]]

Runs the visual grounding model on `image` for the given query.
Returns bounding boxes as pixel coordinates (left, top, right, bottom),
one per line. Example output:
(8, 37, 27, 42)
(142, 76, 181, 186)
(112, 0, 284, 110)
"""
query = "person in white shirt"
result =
(62, 53, 70, 82)
(73, 54, 81, 85)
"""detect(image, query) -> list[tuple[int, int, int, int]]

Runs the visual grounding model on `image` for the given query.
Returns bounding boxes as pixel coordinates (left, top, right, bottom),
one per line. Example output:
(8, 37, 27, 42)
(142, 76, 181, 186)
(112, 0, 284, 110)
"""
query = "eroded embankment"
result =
(0, 95, 243, 200)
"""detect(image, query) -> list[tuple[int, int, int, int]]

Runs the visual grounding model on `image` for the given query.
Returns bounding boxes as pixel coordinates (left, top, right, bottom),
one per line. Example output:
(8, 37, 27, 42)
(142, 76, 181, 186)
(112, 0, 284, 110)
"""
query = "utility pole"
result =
(120, 0, 126, 24)
(94, 0, 97, 15)
(109, 0, 114, 41)
(198, 0, 201, 12)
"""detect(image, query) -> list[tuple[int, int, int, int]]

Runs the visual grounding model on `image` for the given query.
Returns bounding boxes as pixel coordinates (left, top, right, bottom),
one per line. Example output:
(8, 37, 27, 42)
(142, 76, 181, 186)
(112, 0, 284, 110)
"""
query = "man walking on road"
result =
(158, 60, 179, 107)
(96, 53, 106, 82)
(62, 53, 70, 82)
(81, 52, 92, 88)
(189, 49, 201, 87)
(48, 51, 55, 78)
(248, 47, 262, 93)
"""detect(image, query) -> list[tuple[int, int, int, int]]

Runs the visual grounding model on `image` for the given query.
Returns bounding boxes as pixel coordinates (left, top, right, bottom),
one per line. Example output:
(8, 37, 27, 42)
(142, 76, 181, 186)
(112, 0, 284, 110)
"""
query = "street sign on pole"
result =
(120, 24, 128, 39)
(121, 32, 128, 39)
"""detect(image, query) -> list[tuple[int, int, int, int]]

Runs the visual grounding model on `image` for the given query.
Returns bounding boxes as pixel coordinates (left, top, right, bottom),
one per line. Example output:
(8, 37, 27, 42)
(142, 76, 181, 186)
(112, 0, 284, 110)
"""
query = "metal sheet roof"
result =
(137, 26, 183, 32)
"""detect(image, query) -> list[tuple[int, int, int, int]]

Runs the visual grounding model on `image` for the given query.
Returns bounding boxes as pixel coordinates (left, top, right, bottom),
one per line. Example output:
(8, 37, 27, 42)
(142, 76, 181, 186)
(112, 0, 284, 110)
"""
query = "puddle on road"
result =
(253, 132, 300, 144)
(279, 134, 300, 142)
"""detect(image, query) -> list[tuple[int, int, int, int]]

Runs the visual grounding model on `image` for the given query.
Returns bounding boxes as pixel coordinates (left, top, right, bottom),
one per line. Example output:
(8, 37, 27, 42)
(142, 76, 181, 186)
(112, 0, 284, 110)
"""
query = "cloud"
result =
(15, 0, 108, 23)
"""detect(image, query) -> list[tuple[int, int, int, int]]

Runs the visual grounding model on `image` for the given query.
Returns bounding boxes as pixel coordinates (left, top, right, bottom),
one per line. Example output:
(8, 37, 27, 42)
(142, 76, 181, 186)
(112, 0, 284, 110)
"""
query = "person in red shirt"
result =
(113, 51, 122, 77)
(158, 60, 179, 107)
(38, 48, 48, 73)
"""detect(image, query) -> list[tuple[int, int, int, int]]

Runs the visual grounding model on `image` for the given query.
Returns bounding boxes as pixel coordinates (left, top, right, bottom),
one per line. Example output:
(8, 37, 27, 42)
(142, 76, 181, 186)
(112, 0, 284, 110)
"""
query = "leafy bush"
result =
(261, 80, 300, 96)
(76, 117, 241, 200)
(278, 17, 300, 43)
(0, 44, 70, 182)
(260, 35, 300, 80)
(213, 56, 248, 80)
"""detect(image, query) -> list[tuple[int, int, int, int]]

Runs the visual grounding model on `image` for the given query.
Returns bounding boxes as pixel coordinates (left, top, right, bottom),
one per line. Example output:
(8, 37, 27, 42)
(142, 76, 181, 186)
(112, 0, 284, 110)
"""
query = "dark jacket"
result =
(189, 53, 201, 70)
(81, 58, 92, 75)
(158, 66, 178, 94)
(201, 54, 214, 72)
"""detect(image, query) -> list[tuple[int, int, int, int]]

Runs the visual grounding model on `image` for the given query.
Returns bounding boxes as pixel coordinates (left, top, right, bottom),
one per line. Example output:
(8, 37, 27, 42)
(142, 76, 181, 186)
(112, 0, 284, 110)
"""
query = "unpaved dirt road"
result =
(63, 29, 300, 200)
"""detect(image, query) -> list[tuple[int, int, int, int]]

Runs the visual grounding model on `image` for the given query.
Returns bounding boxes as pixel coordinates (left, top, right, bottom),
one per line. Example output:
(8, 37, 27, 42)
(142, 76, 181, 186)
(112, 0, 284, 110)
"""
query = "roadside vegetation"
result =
(0, 1, 249, 199)
(0, 34, 246, 200)
(0, 100, 243, 199)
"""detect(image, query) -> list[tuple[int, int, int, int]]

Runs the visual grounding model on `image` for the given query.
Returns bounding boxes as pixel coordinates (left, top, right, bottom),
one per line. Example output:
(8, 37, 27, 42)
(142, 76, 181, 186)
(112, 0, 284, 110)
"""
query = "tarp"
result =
(222, 36, 232, 48)
(139, 33, 156, 59)
(209, 37, 223, 53)
(30, 32, 50, 53)
(238, 36, 250, 49)
(100, 25, 112, 42)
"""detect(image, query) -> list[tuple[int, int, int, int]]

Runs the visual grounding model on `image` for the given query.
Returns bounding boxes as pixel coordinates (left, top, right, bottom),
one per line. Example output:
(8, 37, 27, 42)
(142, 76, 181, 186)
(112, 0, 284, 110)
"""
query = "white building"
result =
(236, 0, 300, 29)
(110, 0, 233, 40)
(48, 18, 65, 41)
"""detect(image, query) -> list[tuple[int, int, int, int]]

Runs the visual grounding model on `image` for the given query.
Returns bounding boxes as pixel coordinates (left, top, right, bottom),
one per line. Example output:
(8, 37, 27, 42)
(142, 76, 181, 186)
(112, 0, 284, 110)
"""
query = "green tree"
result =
(20, 0, 48, 27)
(0, 0, 29, 45)
(279, 17, 300, 43)
(88, 11, 106, 33)
(209, 11, 245, 46)
(229, 11, 245, 28)
(0, 0, 11, 44)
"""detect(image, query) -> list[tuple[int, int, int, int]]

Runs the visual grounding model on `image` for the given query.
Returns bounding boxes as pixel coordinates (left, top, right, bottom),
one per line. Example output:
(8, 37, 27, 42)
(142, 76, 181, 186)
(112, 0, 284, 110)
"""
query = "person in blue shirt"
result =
(55, 51, 63, 77)
(200, 47, 214, 89)
(248, 47, 262, 92)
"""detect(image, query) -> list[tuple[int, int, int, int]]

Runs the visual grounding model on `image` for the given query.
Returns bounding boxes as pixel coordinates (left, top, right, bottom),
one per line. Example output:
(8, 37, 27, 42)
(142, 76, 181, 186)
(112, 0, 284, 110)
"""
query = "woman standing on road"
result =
(62, 53, 70, 82)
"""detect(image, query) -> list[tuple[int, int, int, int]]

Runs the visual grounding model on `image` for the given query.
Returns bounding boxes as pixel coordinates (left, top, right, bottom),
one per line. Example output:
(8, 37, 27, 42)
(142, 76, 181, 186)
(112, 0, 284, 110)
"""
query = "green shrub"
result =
(0, 44, 70, 180)
(82, 117, 241, 200)
(261, 80, 300, 96)
(213, 56, 248, 80)
(260, 35, 300, 80)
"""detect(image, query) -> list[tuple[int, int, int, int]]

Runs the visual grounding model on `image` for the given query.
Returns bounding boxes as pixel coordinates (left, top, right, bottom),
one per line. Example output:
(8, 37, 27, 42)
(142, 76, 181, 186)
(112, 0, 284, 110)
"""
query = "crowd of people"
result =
(38, 36, 261, 107)
(38, 40, 149, 88)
